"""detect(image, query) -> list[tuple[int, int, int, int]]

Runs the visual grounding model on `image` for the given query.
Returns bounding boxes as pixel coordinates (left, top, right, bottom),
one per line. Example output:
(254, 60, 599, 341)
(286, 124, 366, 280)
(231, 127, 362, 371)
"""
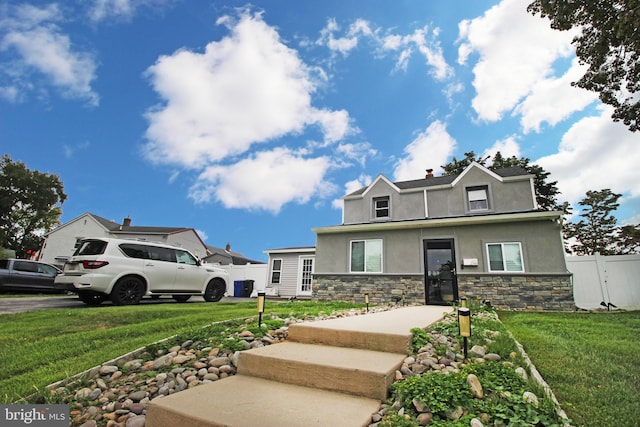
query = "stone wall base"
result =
(313, 273, 574, 311)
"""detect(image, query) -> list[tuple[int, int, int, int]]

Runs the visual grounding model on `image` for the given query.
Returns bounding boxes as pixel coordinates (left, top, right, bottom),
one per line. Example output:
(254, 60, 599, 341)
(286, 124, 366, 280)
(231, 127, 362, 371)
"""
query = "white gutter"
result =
(313, 210, 562, 234)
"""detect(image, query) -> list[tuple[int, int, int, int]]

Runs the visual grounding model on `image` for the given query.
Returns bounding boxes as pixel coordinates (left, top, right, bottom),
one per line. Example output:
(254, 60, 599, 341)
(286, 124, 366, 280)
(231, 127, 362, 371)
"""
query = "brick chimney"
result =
(225, 242, 231, 252)
(123, 216, 132, 227)
(425, 168, 434, 178)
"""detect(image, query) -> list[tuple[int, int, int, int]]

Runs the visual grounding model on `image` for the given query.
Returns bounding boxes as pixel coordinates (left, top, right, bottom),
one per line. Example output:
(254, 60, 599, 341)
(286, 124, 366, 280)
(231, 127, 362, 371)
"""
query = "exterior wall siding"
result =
(312, 273, 574, 311)
(315, 219, 567, 275)
(39, 218, 109, 266)
(267, 253, 302, 298)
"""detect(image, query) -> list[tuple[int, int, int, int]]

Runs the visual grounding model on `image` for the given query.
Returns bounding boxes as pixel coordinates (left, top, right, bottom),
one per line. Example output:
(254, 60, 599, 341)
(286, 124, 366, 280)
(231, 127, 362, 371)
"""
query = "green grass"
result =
(498, 310, 640, 427)
(0, 300, 360, 402)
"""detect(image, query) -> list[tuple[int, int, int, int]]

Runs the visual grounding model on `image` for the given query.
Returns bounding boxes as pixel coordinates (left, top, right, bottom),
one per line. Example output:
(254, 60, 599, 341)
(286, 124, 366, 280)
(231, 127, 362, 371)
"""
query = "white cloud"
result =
(195, 229, 208, 242)
(393, 120, 457, 181)
(536, 108, 640, 207)
(316, 18, 374, 57)
(335, 142, 377, 167)
(315, 18, 451, 81)
(482, 136, 521, 161)
(457, 0, 577, 123)
(332, 174, 372, 210)
(515, 58, 598, 133)
(143, 10, 353, 170)
(0, 3, 99, 105)
(189, 148, 334, 214)
(87, 0, 168, 23)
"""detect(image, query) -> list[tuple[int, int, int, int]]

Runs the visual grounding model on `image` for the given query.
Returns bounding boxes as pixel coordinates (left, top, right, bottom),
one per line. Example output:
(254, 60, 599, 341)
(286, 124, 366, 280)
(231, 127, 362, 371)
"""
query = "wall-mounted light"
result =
(365, 293, 369, 312)
(458, 307, 471, 359)
(257, 292, 266, 327)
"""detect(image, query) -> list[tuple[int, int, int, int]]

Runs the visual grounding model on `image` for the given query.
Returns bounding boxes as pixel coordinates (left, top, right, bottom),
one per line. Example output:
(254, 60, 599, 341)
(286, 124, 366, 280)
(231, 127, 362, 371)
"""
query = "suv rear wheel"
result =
(203, 279, 225, 302)
(111, 276, 145, 305)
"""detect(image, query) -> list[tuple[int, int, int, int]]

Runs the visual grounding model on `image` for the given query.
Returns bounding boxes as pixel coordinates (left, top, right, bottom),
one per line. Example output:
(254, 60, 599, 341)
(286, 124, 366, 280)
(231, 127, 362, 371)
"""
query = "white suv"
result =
(55, 238, 229, 306)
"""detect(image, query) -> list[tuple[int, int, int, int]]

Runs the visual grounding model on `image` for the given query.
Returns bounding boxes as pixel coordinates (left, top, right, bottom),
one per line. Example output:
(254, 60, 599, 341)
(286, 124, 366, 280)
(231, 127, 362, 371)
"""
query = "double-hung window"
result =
(373, 196, 390, 219)
(350, 239, 382, 273)
(467, 186, 489, 211)
(270, 259, 282, 284)
(487, 242, 524, 272)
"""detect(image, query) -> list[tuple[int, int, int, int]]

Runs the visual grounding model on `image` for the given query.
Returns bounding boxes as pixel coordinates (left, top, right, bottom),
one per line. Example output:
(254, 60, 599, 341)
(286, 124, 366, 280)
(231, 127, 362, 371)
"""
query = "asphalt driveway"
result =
(0, 295, 255, 314)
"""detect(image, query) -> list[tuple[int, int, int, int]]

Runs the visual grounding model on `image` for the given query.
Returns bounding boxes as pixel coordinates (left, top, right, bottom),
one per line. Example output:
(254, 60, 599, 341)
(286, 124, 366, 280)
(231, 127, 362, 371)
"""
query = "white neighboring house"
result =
(38, 213, 210, 267)
(264, 247, 315, 299)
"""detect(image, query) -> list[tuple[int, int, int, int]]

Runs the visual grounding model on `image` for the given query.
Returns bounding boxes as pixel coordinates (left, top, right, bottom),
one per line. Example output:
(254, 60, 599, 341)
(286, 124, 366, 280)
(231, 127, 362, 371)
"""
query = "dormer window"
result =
(373, 196, 390, 219)
(467, 186, 488, 211)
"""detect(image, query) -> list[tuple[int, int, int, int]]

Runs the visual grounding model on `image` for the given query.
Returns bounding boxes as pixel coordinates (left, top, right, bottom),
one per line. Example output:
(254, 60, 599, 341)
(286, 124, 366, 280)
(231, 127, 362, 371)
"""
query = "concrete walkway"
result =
(146, 305, 453, 427)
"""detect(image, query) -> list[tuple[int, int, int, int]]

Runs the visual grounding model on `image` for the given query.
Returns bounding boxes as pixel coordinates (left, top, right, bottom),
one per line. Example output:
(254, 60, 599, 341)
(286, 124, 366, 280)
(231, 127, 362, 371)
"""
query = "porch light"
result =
(365, 293, 369, 312)
(458, 307, 471, 359)
(257, 292, 266, 327)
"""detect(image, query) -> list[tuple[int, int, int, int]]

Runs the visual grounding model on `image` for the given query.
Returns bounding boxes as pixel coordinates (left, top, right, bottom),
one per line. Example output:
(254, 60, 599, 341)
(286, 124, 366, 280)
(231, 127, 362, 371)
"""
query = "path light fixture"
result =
(460, 296, 467, 308)
(257, 292, 266, 327)
(365, 293, 369, 312)
(458, 307, 471, 359)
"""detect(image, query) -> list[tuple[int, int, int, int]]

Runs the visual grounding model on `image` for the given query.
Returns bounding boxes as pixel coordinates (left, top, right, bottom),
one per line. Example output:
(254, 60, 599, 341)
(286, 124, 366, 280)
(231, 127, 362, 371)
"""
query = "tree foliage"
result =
(528, 0, 640, 132)
(615, 223, 640, 254)
(0, 155, 67, 258)
(440, 151, 565, 211)
(565, 189, 621, 255)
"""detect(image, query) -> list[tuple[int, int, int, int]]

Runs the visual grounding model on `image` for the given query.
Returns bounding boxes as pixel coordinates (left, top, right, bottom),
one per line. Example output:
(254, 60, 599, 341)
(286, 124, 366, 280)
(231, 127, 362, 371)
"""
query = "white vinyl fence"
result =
(215, 263, 268, 297)
(566, 254, 640, 310)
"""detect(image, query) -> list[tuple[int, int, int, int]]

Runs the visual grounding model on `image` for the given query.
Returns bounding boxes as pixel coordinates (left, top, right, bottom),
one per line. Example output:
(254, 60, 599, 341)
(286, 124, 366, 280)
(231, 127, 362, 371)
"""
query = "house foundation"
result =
(313, 273, 575, 311)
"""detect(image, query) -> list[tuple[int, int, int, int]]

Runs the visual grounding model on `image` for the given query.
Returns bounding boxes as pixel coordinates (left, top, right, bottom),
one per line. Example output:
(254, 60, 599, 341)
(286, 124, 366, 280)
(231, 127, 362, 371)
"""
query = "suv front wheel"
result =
(203, 279, 225, 302)
(111, 276, 145, 305)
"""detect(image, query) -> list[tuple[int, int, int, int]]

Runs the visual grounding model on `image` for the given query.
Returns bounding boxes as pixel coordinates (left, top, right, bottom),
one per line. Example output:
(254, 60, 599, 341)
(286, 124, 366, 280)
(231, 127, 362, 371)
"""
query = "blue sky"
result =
(1, 0, 638, 262)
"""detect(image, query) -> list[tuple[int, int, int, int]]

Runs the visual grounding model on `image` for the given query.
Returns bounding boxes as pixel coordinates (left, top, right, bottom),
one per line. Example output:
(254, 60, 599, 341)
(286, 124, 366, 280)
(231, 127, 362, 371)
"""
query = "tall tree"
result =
(0, 155, 67, 258)
(440, 151, 564, 211)
(565, 189, 621, 255)
(528, 0, 640, 132)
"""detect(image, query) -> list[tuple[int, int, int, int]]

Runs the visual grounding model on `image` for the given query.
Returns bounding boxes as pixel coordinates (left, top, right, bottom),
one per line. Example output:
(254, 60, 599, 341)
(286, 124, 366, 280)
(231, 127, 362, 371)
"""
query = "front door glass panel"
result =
(424, 240, 457, 305)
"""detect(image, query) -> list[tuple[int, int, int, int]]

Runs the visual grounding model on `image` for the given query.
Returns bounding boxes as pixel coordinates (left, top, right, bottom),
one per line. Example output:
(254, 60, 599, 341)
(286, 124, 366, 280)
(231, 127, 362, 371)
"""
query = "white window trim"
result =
(349, 239, 383, 273)
(373, 196, 391, 220)
(270, 258, 283, 284)
(467, 186, 489, 212)
(486, 242, 524, 272)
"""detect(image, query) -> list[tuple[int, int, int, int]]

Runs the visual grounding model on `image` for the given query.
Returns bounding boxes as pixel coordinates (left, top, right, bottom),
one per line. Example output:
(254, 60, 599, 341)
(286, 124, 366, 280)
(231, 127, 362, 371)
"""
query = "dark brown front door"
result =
(424, 239, 458, 305)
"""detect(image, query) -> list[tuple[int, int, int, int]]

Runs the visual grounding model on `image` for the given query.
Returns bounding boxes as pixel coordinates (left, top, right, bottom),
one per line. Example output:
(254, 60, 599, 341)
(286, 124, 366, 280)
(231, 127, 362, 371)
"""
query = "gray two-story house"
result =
(312, 162, 574, 311)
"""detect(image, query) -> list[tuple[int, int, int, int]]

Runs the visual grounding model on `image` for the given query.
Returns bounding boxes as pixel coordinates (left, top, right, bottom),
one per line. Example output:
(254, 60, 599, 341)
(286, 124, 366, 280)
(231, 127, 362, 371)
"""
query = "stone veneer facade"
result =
(313, 273, 575, 311)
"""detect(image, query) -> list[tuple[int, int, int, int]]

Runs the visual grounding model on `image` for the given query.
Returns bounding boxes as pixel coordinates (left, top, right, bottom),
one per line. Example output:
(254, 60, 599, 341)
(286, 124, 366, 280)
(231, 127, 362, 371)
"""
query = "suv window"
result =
(75, 240, 108, 256)
(176, 249, 198, 265)
(119, 243, 150, 259)
(147, 246, 176, 263)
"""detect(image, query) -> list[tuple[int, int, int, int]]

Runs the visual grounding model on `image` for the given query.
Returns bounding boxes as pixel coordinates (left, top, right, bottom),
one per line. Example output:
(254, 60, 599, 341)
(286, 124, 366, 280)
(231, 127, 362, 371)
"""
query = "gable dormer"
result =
(341, 163, 536, 225)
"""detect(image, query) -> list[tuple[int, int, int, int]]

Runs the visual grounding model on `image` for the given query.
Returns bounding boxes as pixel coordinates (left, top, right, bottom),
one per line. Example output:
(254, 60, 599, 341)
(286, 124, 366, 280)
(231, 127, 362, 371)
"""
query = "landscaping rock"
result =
(467, 373, 484, 399)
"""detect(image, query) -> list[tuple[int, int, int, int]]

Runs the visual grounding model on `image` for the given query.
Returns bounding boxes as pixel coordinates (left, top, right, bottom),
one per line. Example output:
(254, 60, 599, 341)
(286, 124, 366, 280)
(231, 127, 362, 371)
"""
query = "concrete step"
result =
(238, 341, 405, 400)
(288, 305, 450, 353)
(146, 306, 452, 427)
(146, 375, 381, 427)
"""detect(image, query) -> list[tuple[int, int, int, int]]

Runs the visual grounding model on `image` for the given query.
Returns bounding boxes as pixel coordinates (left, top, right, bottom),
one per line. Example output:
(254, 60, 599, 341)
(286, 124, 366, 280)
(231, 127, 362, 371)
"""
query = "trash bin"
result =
(233, 280, 244, 297)
(242, 280, 254, 297)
